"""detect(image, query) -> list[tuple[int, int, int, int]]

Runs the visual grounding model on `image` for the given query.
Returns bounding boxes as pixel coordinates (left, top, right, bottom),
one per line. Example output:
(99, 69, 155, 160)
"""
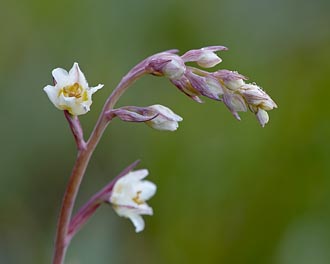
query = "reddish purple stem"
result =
(64, 111, 86, 151)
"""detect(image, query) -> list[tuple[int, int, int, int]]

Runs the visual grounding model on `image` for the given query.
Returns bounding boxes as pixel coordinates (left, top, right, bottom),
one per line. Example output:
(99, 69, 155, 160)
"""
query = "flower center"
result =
(132, 191, 144, 205)
(61, 83, 84, 98)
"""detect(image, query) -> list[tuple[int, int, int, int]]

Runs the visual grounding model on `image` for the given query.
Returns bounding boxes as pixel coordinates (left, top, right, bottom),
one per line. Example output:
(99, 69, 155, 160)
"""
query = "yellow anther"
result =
(60, 83, 83, 98)
(132, 191, 144, 205)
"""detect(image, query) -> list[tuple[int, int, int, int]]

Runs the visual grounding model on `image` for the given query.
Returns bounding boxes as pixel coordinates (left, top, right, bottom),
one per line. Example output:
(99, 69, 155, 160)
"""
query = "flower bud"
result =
(240, 84, 277, 110)
(185, 71, 223, 100)
(181, 46, 228, 68)
(147, 54, 186, 80)
(111, 105, 183, 131)
(170, 76, 203, 103)
(223, 93, 247, 120)
(162, 59, 186, 80)
(110, 107, 157, 122)
(145, 104, 183, 131)
(213, 70, 247, 91)
(256, 108, 269, 127)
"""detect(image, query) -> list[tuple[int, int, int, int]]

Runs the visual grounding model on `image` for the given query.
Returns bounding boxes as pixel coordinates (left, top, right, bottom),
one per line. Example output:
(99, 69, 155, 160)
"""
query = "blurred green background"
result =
(1, 0, 330, 263)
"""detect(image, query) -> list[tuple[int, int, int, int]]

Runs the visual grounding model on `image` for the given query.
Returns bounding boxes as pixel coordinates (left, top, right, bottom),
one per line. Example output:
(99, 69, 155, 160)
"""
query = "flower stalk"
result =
(44, 46, 277, 264)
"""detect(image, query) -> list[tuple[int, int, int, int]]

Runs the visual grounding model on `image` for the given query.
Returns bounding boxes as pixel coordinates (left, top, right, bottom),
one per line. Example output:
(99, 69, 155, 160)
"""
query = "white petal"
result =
(43, 85, 60, 109)
(52, 68, 71, 87)
(125, 169, 149, 181)
(113, 206, 150, 232)
(129, 214, 145, 232)
(69, 62, 89, 88)
(148, 120, 179, 131)
(136, 181, 157, 201)
(90, 84, 104, 94)
(150, 104, 183, 121)
(57, 94, 89, 115)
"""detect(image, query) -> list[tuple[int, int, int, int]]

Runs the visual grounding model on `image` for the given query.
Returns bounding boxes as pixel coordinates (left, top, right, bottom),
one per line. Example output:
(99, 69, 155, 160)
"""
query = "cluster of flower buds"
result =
(144, 46, 277, 127)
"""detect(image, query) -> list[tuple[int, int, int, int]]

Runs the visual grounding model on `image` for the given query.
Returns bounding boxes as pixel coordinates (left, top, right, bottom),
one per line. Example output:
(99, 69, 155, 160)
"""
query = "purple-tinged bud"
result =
(185, 71, 223, 100)
(110, 107, 157, 122)
(256, 108, 269, 127)
(147, 54, 186, 80)
(111, 105, 183, 131)
(170, 75, 203, 103)
(223, 93, 247, 120)
(240, 84, 277, 110)
(181, 46, 228, 68)
(213, 70, 248, 91)
(163, 59, 186, 80)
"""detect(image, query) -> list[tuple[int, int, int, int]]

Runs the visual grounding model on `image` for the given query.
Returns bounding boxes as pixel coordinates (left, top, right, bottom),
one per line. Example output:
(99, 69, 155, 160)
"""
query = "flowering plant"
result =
(43, 46, 276, 264)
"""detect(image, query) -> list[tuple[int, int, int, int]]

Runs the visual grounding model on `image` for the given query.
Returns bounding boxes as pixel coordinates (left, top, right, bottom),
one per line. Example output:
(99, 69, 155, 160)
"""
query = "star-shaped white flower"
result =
(110, 169, 157, 232)
(43, 62, 103, 115)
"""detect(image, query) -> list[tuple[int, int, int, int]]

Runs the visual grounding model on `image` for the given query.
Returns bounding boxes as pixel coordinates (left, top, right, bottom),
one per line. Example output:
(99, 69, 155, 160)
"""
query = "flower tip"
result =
(202, 45, 228, 52)
(233, 113, 241, 121)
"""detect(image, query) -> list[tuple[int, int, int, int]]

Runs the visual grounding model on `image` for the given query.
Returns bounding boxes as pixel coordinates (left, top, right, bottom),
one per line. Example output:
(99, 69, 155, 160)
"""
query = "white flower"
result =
(43, 62, 103, 115)
(145, 104, 183, 131)
(110, 169, 157, 232)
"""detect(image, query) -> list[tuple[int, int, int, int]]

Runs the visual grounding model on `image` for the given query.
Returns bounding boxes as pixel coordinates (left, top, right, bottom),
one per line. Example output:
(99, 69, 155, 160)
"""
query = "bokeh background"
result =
(1, 0, 330, 263)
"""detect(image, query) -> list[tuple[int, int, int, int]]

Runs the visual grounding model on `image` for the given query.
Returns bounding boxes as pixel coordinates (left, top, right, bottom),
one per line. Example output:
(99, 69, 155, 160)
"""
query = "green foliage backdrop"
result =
(1, 0, 329, 263)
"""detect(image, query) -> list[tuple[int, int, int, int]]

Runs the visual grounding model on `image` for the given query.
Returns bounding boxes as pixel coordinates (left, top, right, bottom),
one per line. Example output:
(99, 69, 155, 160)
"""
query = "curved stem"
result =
(52, 60, 149, 264)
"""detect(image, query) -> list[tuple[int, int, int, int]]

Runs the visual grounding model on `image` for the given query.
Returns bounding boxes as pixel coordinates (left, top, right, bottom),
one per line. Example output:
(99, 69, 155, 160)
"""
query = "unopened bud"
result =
(111, 105, 183, 131)
(185, 71, 223, 100)
(240, 84, 277, 110)
(162, 59, 186, 80)
(181, 46, 227, 68)
(256, 108, 269, 127)
(170, 76, 203, 103)
(147, 54, 186, 80)
(145, 104, 183, 131)
(213, 70, 247, 91)
(223, 93, 247, 120)
(110, 107, 157, 122)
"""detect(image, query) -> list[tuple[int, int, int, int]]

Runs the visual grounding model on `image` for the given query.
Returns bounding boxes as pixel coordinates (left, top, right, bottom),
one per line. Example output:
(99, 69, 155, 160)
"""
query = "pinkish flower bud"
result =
(110, 105, 183, 131)
(213, 70, 248, 90)
(110, 107, 157, 122)
(147, 54, 186, 80)
(185, 71, 223, 100)
(223, 93, 247, 120)
(170, 76, 203, 103)
(240, 84, 277, 110)
(162, 59, 186, 80)
(181, 46, 228, 68)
